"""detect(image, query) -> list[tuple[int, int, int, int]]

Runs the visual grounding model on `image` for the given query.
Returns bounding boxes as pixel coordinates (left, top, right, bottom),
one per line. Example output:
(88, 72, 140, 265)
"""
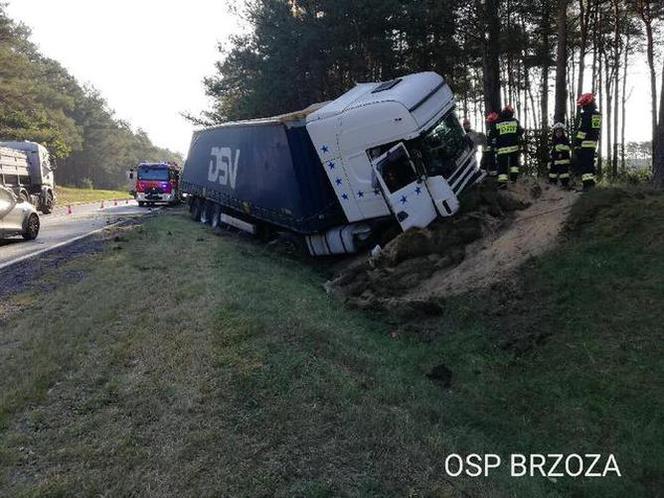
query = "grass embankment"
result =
(55, 186, 130, 205)
(0, 188, 663, 496)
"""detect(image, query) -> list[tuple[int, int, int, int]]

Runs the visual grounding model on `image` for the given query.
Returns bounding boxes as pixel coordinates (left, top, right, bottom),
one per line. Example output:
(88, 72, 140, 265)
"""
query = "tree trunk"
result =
(554, 0, 569, 124)
(577, 0, 587, 97)
(621, 35, 629, 173)
(612, 0, 620, 178)
(654, 56, 664, 188)
(482, 0, 502, 113)
(642, 9, 658, 159)
(541, 2, 552, 131)
(597, 28, 603, 175)
(604, 51, 613, 173)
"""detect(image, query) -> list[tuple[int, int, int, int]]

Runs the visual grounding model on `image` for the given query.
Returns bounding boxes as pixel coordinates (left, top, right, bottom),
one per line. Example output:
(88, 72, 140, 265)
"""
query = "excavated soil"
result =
(326, 178, 580, 312)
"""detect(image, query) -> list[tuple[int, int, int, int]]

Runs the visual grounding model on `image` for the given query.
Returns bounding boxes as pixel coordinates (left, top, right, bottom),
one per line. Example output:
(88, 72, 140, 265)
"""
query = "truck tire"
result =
(201, 200, 214, 224)
(40, 191, 54, 214)
(269, 232, 308, 257)
(211, 203, 222, 229)
(189, 197, 202, 221)
(22, 213, 40, 240)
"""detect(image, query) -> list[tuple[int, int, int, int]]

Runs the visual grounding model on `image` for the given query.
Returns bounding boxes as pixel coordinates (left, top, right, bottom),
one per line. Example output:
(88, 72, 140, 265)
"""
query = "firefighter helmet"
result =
(486, 112, 499, 123)
(463, 118, 471, 127)
(552, 122, 566, 130)
(502, 104, 515, 114)
(577, 93, 595, 108)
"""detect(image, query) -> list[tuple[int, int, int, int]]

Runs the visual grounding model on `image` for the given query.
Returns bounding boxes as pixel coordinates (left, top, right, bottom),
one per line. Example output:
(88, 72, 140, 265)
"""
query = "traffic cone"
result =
(67, 205, 72, 215)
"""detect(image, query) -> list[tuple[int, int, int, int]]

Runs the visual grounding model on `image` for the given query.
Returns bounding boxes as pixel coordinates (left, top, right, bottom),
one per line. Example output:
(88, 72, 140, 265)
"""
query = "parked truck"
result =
(0, 141, 56, 214)
(127, 162, 182, 206)
(182, 72, 484, 256)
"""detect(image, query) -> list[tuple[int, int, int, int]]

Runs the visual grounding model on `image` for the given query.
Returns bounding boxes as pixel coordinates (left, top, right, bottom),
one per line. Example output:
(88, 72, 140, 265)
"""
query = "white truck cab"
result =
(306, 72, 482, 232)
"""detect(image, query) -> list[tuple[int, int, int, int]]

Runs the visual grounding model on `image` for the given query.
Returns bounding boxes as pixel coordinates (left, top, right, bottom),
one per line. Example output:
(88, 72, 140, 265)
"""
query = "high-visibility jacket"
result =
(549, 135, 571, 179)
(550, 135, 571, 166)
(492, 117, 524, 156)
(574, 107, 601, 150)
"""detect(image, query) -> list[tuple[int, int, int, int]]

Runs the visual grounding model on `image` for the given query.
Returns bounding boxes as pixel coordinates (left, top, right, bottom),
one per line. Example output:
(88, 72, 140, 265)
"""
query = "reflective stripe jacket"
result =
(492, 117, 524, 155)
(574, 108, 601, 149)
(550, 135, 571, 166)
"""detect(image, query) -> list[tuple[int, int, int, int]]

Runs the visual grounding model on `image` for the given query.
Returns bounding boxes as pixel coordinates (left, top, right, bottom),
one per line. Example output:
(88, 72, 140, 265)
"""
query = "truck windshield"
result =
(417, 112, 468, 177)
(138, 167, 169, 181)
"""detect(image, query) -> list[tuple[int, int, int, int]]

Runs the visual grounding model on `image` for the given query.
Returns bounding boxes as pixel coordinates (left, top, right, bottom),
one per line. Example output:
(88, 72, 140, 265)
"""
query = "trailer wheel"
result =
(189, 197, 202, 221)
(211, 204, 222, 229)
(22, 213, 40, 240)
(201, 200, 215, 224)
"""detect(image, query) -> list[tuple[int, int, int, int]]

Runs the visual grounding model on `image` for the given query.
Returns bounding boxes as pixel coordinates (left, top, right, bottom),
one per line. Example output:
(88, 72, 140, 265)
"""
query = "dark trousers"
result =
(497, 153, 519, 183)
(482, 154, 497, 176)
(576, 148, 596, 188)
(549, 162, 571, 187)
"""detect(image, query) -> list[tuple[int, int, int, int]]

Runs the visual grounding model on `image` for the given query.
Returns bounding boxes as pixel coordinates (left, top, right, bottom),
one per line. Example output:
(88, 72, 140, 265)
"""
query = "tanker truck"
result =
(0, 141, 56, 214)
(182, 72, 484, 256)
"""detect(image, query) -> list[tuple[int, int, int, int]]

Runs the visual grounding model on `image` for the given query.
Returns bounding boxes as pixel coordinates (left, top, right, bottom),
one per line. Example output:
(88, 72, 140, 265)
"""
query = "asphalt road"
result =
(0, 200, 153, 270)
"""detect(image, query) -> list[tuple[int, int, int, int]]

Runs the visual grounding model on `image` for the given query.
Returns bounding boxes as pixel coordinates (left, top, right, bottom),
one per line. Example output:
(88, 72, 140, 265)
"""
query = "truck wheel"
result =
(22, 214, 40, 240)
(190, 197, 202, 221)
(211, 204, 222, 229)
(41, 191, 54, 214)
(269, 232, 308, 257)
(201, 200, 214, 224)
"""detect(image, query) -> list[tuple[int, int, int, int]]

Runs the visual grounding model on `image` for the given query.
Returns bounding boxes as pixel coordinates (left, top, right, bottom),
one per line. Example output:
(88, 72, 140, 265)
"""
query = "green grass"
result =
(1, 187, 663, 497)
(55, 186, 130, 205)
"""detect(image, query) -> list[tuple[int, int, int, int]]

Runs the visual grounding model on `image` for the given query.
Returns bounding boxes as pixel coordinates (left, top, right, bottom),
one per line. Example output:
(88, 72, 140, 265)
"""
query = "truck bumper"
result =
(136, 192, 175, 203)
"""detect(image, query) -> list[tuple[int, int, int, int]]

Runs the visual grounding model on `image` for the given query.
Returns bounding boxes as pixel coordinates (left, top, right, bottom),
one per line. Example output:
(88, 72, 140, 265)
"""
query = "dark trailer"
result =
(182, 106, 345, 236)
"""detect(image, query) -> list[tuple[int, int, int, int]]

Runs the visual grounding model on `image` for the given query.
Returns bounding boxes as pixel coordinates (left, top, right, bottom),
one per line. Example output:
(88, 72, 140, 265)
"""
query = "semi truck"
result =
(0, 141, 56, 214)
(127, 162, 182, 206)
(182, 72, 484, 256)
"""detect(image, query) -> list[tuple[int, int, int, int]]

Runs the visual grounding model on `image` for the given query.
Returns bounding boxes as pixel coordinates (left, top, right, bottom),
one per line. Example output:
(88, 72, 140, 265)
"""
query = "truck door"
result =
(371, 143, 438, 230)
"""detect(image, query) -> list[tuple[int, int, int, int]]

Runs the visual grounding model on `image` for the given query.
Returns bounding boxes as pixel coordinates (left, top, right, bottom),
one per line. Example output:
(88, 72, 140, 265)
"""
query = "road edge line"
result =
(0, 220, 125, 271)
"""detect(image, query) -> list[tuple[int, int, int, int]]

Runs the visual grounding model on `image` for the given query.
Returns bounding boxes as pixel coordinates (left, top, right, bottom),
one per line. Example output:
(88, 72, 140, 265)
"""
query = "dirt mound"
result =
(326, 178, 580, 311)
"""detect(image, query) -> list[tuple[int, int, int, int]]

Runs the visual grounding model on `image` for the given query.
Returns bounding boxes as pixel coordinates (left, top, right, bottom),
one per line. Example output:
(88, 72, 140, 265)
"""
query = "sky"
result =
(5, 1, 659, 157)
(6, 0, 243, 156)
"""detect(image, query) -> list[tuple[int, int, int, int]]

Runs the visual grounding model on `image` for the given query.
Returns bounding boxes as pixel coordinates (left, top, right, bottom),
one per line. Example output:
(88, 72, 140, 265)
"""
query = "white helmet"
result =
(552, 122, 566, 130)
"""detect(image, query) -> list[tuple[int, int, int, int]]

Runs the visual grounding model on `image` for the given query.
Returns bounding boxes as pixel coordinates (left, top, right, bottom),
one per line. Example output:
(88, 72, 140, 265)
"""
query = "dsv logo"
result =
(208, 147, 240, 189)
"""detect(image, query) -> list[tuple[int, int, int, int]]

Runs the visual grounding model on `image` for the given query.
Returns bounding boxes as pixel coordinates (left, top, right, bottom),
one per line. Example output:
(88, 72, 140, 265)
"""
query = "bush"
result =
(79, 177, 94, 189)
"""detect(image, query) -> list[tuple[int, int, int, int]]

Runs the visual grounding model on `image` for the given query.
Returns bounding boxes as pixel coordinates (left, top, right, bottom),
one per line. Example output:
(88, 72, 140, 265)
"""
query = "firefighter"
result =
(481, 112, 499, 177)
(574, 93, 601, 190)
(548, 122, 572, 188)
(493, 105, 524, 187)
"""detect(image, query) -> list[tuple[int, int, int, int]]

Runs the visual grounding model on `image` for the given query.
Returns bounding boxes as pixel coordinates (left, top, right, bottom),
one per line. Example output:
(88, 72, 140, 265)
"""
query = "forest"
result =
(200, 0, 664, 185)
(0, 6, 182, 190)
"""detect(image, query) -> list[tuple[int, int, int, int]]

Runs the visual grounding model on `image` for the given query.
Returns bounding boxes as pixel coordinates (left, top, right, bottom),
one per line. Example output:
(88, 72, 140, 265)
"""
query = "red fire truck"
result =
(129, 162, 182, 207)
